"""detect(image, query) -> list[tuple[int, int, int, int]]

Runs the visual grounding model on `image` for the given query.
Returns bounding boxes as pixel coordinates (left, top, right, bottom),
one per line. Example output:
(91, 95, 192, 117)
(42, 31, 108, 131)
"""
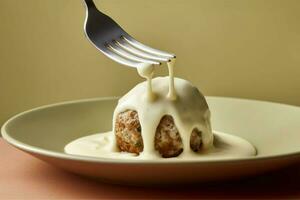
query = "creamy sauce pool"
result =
(65, 131, 256, 160)
(65, 60, 257, 160)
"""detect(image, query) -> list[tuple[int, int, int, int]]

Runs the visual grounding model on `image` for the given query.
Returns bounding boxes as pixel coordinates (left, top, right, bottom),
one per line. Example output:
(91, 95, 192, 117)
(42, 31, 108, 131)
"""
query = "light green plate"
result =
(2, 97, 300, 185)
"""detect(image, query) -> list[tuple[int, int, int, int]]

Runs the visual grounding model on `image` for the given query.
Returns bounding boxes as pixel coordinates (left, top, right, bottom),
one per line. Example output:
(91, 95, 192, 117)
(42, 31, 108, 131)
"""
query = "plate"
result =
(2, 97, 300, 185)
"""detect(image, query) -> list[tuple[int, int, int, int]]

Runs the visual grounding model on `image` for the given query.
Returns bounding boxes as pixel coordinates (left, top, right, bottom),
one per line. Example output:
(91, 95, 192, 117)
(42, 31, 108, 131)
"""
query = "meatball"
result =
(114, 110, 203, 157)
(190, 128, 203, 152)
(154, 115, 183, 157)
(114, 110, 143, 154)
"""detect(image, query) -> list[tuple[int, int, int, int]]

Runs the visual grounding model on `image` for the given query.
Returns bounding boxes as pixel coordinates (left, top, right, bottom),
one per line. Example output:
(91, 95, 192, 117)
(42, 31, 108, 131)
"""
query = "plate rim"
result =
(2, 96, 300, 165)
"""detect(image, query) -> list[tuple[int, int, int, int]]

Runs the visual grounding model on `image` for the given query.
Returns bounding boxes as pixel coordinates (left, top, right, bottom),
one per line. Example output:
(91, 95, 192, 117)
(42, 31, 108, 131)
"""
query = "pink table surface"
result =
(1, 139, 300, 199)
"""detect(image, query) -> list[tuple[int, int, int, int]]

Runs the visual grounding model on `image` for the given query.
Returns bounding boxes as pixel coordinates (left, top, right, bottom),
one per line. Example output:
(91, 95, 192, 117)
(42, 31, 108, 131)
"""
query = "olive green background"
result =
(0, 0, 300, 127)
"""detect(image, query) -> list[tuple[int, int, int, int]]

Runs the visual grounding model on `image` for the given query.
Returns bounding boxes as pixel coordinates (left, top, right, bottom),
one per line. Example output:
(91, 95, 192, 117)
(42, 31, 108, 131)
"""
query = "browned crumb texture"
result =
(114, 110, 143, 154)
(114, 110, 203, 157)
(190, 128, 203, 152)
(154, 115, 183, 158)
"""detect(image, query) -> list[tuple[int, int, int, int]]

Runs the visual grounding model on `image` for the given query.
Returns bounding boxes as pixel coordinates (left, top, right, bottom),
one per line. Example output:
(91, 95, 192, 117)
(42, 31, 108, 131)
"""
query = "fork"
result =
(83, 0, 175, 68)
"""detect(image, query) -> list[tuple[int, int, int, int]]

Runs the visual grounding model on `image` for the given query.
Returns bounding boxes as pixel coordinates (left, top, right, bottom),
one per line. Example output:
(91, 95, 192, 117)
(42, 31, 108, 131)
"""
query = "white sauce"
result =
(136, 63, 156, 101)
(64, 57, 257, 160)
(167, 59, 177, 100)
(112, 76, 215, 159)
(65, 131, 256, 160)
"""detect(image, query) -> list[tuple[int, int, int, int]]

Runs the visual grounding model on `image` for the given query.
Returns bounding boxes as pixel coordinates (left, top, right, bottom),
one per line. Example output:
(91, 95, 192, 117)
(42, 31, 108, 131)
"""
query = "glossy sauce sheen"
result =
(112, 76, 215, 159)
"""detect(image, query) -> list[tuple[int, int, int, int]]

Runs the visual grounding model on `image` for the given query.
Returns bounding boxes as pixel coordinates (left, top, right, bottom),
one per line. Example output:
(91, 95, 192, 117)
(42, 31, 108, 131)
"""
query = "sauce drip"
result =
(137, 63, 156, 101)
(167, 58, 177, 100)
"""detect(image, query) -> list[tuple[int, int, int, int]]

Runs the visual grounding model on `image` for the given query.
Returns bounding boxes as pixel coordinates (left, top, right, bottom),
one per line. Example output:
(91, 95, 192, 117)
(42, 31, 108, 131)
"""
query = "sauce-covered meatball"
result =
(115, 110, 203, 158)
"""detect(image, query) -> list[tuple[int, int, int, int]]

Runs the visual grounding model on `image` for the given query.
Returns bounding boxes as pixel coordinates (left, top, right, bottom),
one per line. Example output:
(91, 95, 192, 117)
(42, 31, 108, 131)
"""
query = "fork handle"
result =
(83, 0, 96, 9)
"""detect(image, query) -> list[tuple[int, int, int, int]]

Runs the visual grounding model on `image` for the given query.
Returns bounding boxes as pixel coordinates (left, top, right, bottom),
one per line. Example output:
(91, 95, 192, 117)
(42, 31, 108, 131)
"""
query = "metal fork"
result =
(83, 0, 175, 67)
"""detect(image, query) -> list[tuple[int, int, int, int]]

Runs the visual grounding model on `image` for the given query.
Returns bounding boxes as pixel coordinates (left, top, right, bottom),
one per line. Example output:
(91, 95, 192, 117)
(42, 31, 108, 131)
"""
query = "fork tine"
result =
(83, 0, 175, 68)
(100, 45, 142, 68)
(121, 35, 176, 59)
(115, 39, 171, 62)
(108, 42, 160, 65)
